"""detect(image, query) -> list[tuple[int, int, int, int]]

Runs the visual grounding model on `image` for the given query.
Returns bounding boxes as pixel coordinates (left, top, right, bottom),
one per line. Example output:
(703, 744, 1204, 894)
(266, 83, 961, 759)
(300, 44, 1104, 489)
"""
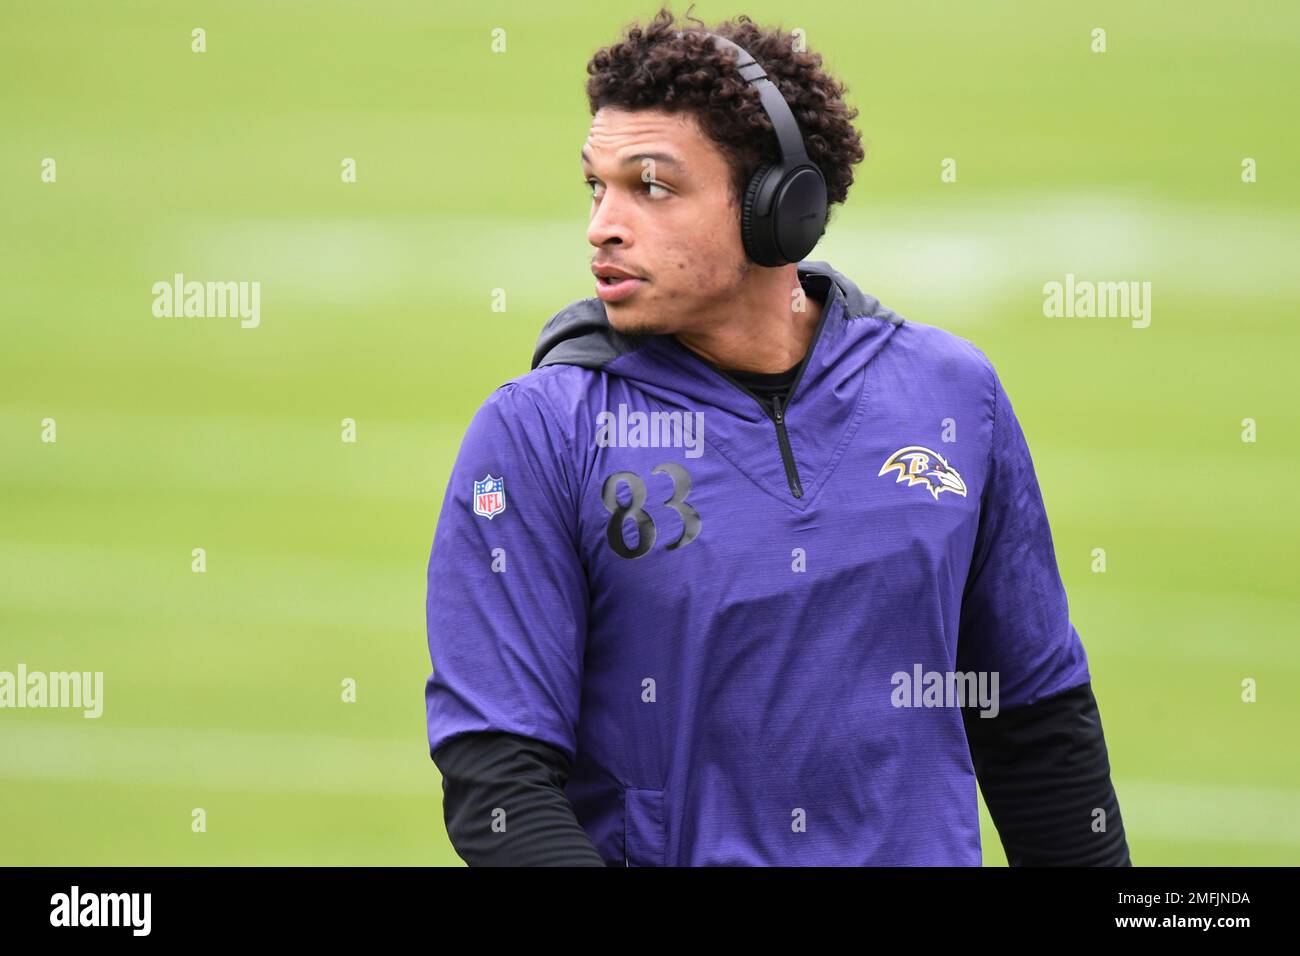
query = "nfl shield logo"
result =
(473, 475, 506, 520)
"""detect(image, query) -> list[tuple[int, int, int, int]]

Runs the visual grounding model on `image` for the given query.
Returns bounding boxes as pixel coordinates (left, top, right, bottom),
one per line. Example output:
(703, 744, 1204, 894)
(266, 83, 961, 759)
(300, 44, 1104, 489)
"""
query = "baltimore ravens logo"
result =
(878, 446, 968, 500)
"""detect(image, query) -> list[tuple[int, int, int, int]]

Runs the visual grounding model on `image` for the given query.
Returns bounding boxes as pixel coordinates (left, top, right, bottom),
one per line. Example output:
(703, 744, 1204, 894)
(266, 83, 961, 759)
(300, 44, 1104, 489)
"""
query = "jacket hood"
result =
(530, 260, 903, 373)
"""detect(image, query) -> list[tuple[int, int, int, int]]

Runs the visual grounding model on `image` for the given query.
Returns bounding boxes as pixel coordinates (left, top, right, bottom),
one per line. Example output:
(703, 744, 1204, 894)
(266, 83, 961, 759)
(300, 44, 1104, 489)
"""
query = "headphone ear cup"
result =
(772, 165, 828, 264)
(740, 162, 781, 266)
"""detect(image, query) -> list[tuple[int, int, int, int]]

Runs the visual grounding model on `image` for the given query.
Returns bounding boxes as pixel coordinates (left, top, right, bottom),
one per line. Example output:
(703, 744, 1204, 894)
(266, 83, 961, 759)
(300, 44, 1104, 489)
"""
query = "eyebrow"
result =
(581, 148, 687, 173)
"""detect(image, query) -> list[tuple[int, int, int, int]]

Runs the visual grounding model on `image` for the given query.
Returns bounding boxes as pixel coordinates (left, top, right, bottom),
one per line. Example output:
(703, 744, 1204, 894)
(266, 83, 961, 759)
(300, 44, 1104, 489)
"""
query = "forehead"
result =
(582, 107, 717, 166)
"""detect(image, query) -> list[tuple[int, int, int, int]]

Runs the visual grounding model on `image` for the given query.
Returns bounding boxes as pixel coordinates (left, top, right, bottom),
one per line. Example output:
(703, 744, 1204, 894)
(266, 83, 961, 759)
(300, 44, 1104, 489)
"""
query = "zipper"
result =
(670, 274, 836, 500)
(769, 393, 804, 498)
(710, 371, 805, 499)
(700, 366, 807, 498)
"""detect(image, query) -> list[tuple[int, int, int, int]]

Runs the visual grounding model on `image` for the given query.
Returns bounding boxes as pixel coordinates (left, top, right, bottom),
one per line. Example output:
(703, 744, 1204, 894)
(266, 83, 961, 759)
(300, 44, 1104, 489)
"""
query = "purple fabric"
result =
(425, 267, 1090, 865)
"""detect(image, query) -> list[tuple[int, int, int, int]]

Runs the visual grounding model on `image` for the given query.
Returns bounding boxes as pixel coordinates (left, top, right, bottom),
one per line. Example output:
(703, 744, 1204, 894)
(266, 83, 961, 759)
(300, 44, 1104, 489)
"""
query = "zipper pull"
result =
(772, 393, 783, 423)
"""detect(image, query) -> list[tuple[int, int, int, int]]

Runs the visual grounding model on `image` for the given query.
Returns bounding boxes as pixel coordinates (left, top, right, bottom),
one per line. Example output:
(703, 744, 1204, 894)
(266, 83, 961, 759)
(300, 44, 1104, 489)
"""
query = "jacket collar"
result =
(530, 260, 903, 372)
(529, 260, 906, 510)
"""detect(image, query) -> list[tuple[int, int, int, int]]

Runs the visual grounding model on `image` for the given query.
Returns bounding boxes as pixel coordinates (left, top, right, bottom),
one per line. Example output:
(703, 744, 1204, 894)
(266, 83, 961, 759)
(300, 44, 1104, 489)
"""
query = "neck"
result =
(673, 265, 823, 373)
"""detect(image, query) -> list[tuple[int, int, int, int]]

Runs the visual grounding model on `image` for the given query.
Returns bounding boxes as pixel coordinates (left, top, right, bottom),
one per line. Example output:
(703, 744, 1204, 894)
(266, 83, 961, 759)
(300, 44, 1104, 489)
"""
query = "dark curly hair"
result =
(585, 5, 865, 224)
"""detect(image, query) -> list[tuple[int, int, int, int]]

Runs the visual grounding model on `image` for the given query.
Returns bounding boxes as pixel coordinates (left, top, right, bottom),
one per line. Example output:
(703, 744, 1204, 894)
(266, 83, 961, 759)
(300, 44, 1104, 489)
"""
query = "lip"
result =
(592, 262, 643, 279)
(594, 274, 646, 304)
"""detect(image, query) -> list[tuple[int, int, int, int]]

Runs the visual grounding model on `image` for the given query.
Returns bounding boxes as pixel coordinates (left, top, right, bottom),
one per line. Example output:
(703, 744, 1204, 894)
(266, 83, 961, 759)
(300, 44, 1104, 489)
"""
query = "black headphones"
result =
(704, 32, 829, 267)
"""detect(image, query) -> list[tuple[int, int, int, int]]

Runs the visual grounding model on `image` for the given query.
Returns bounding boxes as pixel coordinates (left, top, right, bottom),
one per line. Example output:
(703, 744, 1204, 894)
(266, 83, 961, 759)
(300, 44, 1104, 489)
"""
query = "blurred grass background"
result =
(1, 0, 1296, 864)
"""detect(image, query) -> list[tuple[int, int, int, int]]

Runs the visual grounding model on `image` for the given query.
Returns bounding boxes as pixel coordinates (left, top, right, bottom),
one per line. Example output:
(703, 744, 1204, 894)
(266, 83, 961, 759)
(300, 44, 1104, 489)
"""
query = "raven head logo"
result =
(878, 446, 968, 500)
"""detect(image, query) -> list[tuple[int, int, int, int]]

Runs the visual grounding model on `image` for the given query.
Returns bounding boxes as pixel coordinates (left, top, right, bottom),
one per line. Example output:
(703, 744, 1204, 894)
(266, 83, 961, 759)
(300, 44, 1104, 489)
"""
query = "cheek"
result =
(662, 249, 714, 291)
(662, 205, 743, 275)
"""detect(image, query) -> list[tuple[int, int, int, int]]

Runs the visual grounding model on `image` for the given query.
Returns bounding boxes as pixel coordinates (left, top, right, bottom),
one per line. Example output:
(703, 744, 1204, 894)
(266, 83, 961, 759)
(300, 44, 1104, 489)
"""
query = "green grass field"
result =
(2, 1, 1297, 865)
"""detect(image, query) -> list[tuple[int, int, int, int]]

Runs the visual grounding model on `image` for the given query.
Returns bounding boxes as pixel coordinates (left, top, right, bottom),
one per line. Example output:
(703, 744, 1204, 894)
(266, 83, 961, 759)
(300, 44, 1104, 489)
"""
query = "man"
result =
(424, 9, 1130, 866)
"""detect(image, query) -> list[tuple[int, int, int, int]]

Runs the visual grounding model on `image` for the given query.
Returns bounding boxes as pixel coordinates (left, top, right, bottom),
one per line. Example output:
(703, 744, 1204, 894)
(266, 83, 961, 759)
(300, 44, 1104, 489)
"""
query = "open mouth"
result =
(594, 274, 645, 303)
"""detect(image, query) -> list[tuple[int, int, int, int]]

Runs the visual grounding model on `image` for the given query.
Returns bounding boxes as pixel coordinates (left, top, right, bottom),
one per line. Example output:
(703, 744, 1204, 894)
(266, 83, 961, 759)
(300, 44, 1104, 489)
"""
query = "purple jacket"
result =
(425, 260, 1090, 865)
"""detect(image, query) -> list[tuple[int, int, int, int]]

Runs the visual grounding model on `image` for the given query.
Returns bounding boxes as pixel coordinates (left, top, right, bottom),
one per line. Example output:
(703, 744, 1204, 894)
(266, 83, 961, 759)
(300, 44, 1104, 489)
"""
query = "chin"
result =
(606, 308, 670, 338)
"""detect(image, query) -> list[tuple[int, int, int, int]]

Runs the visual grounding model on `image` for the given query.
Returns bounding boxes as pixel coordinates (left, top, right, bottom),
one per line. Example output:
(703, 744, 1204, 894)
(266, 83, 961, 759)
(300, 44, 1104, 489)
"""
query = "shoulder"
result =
(886, 317, 997, 385)
(871, 316, 1001, 424)
(485, 363, 602, 431)
(458, 365, 604, 482)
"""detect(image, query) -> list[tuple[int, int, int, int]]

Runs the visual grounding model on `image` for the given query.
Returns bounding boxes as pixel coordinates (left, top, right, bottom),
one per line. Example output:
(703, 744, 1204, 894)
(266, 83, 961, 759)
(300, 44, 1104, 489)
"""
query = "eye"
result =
(581, 178, 672, 201)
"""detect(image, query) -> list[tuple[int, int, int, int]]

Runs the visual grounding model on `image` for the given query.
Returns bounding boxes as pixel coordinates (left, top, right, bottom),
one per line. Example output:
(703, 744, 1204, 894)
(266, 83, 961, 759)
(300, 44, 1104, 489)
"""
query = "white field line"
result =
(0, 723, 437, 795)
(165, 193, 1300, 317)
(2, 725, 1297, 850)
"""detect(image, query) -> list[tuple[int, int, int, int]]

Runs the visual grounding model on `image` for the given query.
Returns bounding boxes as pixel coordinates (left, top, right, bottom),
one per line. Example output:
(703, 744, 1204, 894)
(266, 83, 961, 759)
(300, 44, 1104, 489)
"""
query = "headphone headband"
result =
(670, 29, 829, 266)
(706, 33, 810, 166)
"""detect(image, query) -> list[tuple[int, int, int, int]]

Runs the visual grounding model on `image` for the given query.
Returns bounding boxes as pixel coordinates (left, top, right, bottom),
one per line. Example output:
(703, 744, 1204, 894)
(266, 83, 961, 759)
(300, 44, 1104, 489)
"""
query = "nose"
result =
(587, 188, 633, 250)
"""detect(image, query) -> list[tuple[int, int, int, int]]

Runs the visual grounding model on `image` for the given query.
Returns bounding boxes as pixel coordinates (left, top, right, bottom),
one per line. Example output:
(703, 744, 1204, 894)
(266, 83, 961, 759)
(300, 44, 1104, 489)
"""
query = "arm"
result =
(424, 382, 599, 865)
(434, 731, 607, 866)
(956, 360, 1131, 866)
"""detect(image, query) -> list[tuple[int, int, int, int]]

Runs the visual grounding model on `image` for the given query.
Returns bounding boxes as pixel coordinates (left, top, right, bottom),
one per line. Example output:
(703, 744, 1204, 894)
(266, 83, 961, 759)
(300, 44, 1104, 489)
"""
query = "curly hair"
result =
(585, 5, 865, 223)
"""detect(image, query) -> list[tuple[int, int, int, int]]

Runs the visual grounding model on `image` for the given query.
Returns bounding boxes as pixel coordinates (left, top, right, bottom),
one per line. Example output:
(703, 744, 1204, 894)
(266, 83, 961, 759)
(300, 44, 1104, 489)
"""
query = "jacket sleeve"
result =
(424, 380, 590, 769)
(957, 363, 1128, 864)
(956, 363, 1091, 708)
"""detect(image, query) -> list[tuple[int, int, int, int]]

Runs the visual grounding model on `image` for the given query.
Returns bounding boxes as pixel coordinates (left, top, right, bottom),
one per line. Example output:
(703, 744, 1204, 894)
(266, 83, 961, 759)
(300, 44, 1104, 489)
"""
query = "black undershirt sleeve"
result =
(962, 680, 1132, 866)
(432, 731, 608, 866)
(434, 688, 1130, 866)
